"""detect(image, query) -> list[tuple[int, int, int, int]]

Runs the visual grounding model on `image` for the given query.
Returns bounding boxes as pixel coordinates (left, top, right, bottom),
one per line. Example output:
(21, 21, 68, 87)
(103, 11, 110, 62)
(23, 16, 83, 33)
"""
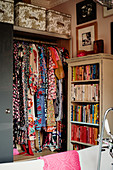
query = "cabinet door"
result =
(0, 23, 13, 163)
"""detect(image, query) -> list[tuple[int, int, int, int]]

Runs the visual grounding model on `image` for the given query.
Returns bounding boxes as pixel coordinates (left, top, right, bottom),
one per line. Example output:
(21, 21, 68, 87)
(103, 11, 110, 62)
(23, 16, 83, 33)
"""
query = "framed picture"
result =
(76, 0, 96, 25)
(103, 7, 113, 17)
(76, 22, 97, 55)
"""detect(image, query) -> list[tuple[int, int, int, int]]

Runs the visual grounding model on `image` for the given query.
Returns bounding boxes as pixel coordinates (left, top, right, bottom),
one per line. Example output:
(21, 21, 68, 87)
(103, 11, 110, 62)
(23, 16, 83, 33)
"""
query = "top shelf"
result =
(13, 25, 71, 41)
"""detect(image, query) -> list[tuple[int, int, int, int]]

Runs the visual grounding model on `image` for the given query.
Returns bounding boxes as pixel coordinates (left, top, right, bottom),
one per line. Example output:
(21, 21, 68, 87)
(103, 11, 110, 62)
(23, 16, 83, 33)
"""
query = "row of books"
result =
(73, 144, 87, 151)
(71, 124, 98, 145)
(71, 104, 99, 124)
(72, 64, 99, 81)
(71, 84, 99, 102)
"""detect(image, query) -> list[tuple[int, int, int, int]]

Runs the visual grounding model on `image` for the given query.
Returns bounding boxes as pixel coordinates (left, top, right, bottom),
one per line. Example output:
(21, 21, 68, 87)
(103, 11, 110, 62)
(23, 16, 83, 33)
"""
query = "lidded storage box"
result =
(47, 10, 71, 36)
(15, 2, 46, 31)
(0, 0, 14, 24)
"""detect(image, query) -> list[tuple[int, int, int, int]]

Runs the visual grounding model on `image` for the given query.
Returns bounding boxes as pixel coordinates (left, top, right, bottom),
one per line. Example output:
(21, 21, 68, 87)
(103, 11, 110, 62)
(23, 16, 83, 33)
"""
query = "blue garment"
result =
(35, 88, 46, 131)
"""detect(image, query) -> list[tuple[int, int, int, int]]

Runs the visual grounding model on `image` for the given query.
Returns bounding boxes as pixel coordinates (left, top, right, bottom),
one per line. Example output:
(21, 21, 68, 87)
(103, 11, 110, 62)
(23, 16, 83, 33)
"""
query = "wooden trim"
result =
(13, 25, 71, 40)
(71, 141, 94, 146)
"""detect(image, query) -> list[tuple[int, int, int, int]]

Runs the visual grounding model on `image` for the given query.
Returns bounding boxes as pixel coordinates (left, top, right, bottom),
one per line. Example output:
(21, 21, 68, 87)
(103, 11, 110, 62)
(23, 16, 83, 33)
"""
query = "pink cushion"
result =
(38, 150, 81, 170)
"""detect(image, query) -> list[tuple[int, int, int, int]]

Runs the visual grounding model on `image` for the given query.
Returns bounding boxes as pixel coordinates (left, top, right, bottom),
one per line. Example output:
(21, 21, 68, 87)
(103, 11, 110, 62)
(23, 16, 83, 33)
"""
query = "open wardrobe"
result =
(13, 40, 69, 159)
(0, 6, 71, 161)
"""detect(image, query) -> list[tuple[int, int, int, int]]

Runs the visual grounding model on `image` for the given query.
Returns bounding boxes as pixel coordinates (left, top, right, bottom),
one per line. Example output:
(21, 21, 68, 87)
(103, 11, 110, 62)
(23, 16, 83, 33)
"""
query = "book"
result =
(71, 124, 74, 140)
(71, 104, 73, 121)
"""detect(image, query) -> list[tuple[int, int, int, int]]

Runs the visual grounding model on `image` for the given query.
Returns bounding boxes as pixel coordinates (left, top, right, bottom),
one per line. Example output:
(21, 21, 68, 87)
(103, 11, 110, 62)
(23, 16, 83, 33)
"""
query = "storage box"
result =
(15, 2, 46, 31)
(0, 0, 14, 24)
(47, 10, 71, 36)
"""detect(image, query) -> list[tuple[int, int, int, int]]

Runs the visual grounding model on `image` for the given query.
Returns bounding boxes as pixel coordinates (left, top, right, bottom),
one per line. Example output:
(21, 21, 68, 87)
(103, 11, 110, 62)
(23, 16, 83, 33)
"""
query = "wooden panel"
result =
(102, 59, 113, 136)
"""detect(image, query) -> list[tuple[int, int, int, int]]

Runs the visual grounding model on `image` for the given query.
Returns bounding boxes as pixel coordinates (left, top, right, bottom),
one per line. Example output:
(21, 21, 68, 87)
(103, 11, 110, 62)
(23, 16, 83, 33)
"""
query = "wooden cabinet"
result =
(67, 54, 113, 150)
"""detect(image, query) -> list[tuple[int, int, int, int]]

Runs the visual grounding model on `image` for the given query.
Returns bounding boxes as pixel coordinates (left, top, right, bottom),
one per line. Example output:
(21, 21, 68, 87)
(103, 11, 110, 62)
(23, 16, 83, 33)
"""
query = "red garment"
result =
(48, 47, 58, 69)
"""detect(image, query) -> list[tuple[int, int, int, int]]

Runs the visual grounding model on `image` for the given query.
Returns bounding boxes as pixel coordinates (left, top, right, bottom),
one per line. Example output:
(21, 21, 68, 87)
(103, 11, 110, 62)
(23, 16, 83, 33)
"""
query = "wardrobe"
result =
(0, 21, 72, 163)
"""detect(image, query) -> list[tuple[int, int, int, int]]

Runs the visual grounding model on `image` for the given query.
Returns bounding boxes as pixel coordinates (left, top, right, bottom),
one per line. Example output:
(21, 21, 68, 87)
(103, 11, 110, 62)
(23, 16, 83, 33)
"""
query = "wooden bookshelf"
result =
(71, 140, 94, 147)
(71, 121, 99, 127)
(71, 79, 99, 83)
(67, 54, 113, 150)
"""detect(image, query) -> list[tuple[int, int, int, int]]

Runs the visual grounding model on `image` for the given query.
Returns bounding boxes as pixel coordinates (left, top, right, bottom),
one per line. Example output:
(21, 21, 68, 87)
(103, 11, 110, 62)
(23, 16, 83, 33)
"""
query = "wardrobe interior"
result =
(12, 22, 71, 161)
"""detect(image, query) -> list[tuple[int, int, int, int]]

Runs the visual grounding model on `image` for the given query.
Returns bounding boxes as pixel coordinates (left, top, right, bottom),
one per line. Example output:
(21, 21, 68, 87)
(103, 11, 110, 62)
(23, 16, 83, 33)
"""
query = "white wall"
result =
(52, 0, 113, 58)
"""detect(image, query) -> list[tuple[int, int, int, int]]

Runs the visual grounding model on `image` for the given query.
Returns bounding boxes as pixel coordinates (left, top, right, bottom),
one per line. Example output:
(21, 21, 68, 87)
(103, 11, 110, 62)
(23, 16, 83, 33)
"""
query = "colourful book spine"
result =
(72, 66, 73, 81)
(90, 104, 92, 123)
(74, 105, 77, 121)
(71, 124, 74, 140)
(73, 66, 75, 81)
(92, 104, 94, 124)
(93, 64, 96, 79)
(88, 65, 90, 80)
(96, 104, 99, 124)
(71, 104, 73, 121)
(94, 104, 96, 124)
(90, 64, 93, 80)
(83, 126, 87, 143)
(73, 124, 77, 141)
(82, 65, 84, 80)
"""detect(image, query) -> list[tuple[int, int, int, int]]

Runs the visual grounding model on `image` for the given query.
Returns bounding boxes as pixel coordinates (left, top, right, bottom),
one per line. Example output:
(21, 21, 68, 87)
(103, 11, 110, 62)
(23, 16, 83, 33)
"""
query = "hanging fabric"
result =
(13, 39, 69, 154)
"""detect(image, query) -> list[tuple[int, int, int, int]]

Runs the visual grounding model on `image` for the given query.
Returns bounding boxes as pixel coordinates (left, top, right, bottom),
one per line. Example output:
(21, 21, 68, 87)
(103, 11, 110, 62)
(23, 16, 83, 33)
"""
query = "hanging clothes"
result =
(13, 42, 29, 147)
(47, 48, 56, 100)
(13, 40, 69, 154)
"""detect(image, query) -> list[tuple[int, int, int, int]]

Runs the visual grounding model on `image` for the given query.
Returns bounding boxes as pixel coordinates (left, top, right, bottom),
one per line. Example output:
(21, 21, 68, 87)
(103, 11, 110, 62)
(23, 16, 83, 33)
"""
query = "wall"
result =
(52, 0, 113, 58)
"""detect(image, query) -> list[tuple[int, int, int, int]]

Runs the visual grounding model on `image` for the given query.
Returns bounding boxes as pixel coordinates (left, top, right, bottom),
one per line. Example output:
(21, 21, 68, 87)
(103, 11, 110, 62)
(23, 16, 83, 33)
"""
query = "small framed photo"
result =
(76, 0, 96, 25)
(76, 22, 98, 55)
(103, 7, 113, 17)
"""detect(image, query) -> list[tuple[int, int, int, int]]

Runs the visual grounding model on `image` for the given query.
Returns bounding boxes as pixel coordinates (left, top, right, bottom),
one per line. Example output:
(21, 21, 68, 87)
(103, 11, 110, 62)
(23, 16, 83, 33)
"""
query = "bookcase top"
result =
(67, 53, 113, 64)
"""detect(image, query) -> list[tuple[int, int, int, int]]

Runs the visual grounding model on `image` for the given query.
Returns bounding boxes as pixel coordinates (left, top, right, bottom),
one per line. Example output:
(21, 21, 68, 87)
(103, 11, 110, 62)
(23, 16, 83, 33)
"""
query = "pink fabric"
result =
(38, 150, 81, 170)
(13, 148, 19, 155)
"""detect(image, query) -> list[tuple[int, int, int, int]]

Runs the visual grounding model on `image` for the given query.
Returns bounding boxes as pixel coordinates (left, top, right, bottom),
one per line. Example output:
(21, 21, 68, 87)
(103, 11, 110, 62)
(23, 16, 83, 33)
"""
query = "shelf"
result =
(71, 79, 99, 83)
(71, 121, 99, 127)
(71, 140, 94, 146)
(13, 25, 71, 41)
(71, 100, 99, 103)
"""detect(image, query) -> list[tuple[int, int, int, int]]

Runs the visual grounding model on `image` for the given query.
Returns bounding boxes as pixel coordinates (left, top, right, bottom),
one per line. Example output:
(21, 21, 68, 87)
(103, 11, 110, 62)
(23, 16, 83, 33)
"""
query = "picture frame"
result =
(76, 22, 97, 55)
(76, 0, 96, 25)
(103, 7, 113, 17)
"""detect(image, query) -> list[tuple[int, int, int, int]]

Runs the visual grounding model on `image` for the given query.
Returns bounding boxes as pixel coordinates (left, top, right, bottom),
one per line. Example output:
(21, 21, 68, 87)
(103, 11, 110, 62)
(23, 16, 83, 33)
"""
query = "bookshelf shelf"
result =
(71, 121, 99, 127)
(71, 101, 99, 103)
(71, 140, 94, 147)
(67, 54, 113, 151)
(71, 79, 99, 84)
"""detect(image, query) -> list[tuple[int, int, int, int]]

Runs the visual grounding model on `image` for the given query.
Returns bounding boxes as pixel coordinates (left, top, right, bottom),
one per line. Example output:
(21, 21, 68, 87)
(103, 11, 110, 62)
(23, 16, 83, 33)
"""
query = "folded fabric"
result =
(38, 150, 81, 170)
(13, 148, 19, 155)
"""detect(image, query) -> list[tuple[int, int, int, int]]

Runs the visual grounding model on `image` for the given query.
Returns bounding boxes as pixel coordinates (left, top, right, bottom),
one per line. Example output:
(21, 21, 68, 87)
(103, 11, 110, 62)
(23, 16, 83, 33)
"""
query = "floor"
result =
(14, 148, 58, 162)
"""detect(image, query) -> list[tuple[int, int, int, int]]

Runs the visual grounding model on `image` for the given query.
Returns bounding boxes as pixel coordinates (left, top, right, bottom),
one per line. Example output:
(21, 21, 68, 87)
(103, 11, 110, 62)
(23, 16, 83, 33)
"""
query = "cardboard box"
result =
(15, 2, 46, 31)
(47, 10, 71, 36)
(0, 0, 14, 24)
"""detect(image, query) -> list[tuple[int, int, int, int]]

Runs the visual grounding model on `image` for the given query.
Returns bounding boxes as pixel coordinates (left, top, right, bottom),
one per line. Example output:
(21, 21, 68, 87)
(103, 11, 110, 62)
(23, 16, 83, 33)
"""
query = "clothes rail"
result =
(13, 37, 57, 46)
